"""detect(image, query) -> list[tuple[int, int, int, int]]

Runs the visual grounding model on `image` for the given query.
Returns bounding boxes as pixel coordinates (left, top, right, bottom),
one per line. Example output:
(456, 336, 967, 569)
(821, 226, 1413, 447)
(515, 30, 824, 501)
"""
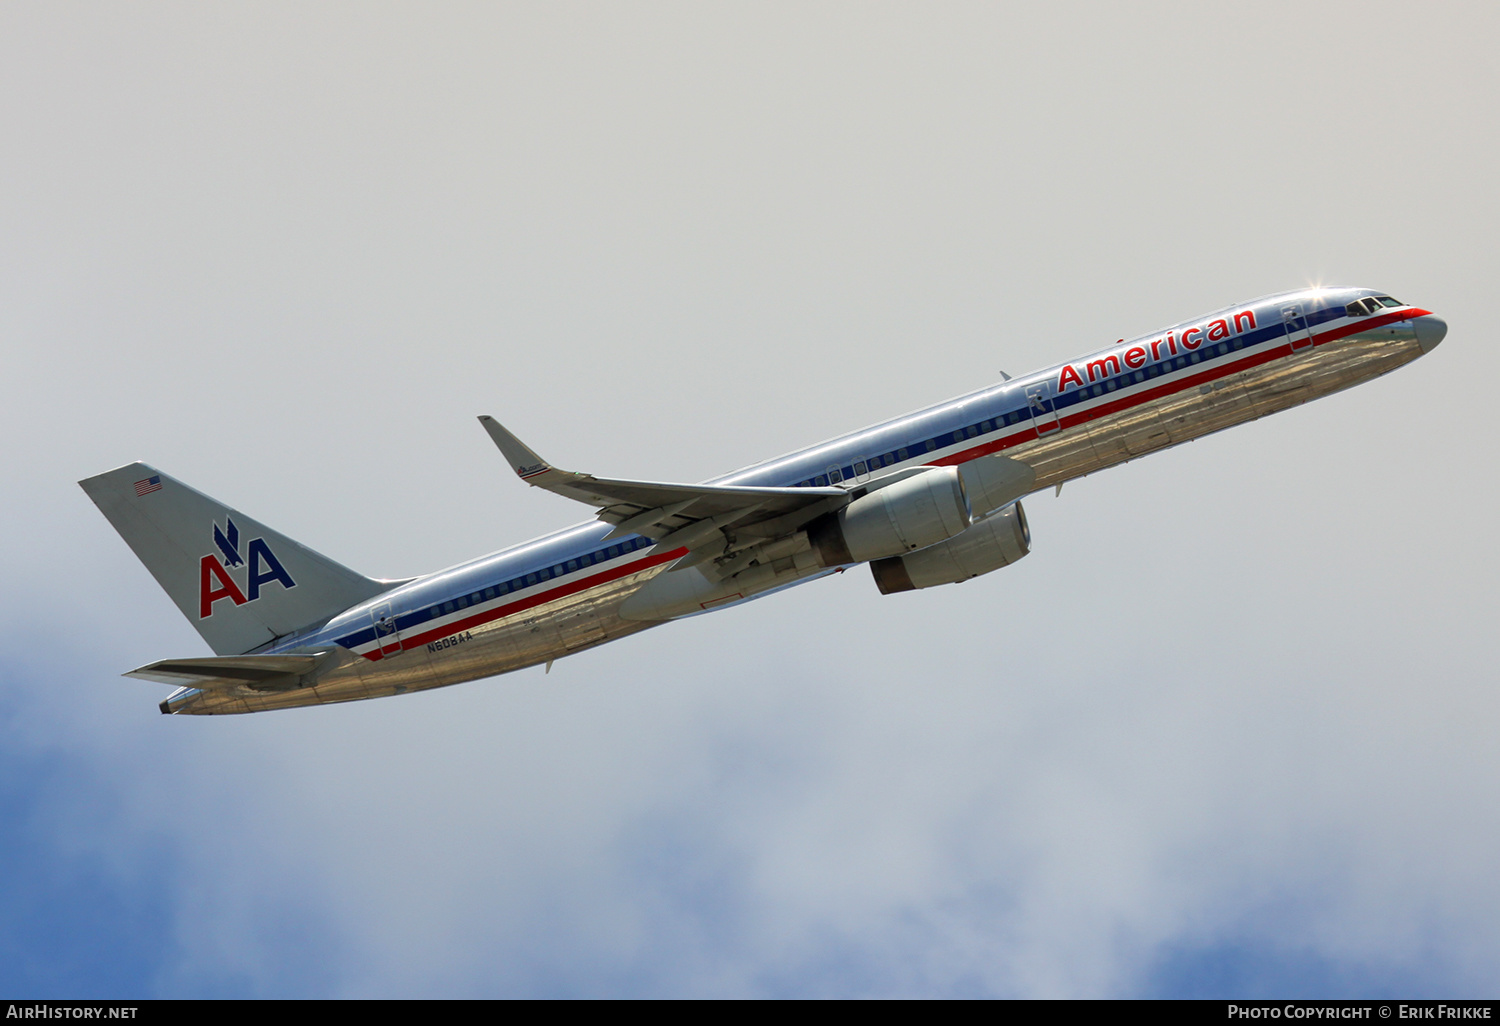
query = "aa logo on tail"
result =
(199, 517, 297, 618)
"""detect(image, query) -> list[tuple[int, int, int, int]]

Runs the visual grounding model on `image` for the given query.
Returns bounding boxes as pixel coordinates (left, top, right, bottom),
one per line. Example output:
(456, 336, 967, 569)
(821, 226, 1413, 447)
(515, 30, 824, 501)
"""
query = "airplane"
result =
(80, 287, 1447, 715)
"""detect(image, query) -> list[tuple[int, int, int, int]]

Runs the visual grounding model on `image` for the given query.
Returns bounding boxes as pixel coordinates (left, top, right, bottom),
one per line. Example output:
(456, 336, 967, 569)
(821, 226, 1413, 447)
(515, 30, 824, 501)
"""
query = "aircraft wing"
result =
(478, 416, 848, 550)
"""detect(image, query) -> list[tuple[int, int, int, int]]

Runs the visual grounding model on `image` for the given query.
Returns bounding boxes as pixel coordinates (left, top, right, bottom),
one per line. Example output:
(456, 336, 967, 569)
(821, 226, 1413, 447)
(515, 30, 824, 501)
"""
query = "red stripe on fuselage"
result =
(362, 545, 689, 660)
(930, 308, 1428, 469)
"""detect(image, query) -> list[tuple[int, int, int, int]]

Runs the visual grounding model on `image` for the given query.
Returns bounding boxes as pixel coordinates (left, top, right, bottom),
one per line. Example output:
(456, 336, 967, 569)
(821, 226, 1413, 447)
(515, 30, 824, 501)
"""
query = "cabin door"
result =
(1281, 303, 1313, 352)
(370, 602, 403, 658)
(1026, 382, 1061, 437)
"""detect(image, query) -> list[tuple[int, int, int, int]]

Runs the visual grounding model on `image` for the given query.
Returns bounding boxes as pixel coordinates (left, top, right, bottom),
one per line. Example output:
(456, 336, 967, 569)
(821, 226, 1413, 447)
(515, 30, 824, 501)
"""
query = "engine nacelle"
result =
(808, 466, 971, 566)
(958, 454, 1035, 518)
(869, 500, 1030, 594)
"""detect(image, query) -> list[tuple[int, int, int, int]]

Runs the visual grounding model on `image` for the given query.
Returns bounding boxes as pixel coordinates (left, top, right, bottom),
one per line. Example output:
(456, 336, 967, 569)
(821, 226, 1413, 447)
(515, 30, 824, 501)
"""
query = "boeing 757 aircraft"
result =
(81, 288, 1447, 715)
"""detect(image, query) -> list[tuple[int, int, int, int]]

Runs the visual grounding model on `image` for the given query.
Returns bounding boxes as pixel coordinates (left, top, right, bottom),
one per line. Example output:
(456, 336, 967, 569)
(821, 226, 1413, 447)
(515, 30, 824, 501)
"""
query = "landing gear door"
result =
(1026, 382, 1061, 437)
(1282, 303, 1313, 352)
(371, 602, 403, 658)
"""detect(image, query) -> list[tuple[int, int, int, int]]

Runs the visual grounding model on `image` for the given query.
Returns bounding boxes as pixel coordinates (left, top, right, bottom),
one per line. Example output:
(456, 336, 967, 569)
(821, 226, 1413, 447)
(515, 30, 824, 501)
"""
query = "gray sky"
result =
(1, 1, 1496, 997)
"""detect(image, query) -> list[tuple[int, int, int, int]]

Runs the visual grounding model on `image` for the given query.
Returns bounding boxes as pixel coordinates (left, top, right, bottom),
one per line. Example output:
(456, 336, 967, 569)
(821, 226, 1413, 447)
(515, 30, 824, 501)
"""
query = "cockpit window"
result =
(1350, 295, 1405, 316)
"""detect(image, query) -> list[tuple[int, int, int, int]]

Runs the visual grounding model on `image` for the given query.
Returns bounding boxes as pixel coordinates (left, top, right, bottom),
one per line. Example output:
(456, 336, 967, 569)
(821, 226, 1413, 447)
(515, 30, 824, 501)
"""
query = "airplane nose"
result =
(1413, 314, 1447, 353)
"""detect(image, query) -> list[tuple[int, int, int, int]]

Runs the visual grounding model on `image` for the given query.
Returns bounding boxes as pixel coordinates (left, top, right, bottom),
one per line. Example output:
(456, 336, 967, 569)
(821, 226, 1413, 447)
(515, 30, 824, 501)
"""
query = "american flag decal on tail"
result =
(133, 476, 161, 496)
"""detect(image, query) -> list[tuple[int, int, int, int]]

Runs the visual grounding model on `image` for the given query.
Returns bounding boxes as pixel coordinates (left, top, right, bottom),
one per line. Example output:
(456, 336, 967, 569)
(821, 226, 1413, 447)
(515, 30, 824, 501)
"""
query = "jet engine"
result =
(869, 501, 1030, 594)
(958, 454, 1035, 518)
(808, 466, 971, 566)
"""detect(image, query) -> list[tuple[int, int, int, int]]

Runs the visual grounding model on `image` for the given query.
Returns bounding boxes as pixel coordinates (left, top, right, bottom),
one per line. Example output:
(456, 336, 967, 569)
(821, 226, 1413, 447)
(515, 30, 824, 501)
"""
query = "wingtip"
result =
(477, 416, 552, 480)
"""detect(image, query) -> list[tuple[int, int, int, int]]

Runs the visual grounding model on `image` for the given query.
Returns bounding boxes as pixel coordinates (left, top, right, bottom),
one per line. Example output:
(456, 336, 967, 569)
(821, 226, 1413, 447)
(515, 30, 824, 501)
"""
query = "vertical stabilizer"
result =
(80, 463, 390, 655)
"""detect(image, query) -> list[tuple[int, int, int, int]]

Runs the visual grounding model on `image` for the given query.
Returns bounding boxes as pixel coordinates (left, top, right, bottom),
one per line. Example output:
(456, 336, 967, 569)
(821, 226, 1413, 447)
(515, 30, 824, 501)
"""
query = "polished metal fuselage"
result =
(166, 288, 1432, 714)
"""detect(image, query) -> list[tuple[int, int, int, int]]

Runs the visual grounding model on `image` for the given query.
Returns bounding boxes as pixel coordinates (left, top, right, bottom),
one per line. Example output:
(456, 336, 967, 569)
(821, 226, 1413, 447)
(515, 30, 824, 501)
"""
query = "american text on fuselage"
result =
(78, 287, 1446, 714)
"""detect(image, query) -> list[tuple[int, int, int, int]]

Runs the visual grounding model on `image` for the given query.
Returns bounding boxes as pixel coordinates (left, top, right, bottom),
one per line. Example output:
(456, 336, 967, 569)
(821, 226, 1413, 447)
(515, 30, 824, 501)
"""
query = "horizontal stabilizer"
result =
(126, 652, 329, 690)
